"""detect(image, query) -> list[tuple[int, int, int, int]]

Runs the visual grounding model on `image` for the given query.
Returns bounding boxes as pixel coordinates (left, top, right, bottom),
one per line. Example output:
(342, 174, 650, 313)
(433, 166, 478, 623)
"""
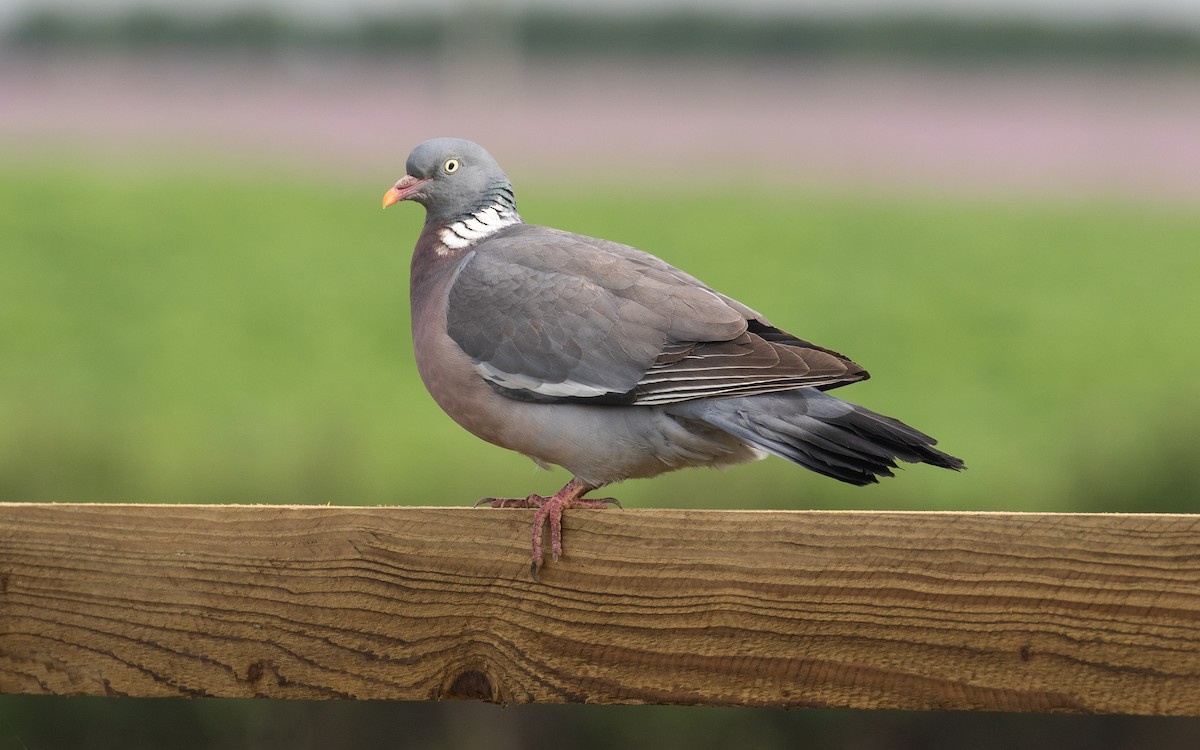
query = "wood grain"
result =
(1, 503, 1199, 713)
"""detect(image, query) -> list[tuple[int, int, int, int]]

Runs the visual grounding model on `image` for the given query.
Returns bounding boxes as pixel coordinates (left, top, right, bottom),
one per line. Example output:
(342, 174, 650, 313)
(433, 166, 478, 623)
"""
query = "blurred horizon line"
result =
(5, 7, 1200, 66)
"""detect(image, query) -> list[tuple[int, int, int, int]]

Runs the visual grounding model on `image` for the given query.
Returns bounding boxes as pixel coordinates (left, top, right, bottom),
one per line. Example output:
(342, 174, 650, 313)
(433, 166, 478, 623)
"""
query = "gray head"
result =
(382, 138, 518, 224)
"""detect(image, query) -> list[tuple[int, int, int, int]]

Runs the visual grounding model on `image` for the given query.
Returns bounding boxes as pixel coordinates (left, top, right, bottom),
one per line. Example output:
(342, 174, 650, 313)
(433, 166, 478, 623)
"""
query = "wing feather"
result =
(445, 224, 867, 406)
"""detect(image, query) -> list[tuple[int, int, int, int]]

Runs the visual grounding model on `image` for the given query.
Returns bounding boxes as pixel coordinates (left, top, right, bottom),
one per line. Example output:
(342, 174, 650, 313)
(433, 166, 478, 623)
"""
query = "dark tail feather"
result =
(671, 390, 965, 486)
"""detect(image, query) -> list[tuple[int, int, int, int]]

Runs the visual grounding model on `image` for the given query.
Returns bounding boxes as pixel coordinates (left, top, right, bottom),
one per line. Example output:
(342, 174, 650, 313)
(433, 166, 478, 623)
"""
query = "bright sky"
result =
(3, 0, 1200, 26)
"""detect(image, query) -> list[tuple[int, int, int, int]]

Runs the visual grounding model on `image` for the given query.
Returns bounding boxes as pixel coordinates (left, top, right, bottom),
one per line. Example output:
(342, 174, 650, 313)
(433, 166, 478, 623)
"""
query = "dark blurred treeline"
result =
(7, 8, 1200, 64)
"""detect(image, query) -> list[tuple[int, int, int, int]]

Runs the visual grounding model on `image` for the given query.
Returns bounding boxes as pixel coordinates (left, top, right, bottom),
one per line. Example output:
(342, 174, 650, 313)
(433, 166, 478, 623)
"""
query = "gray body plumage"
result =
(396, 137, 963, 495)
(412, 230, 766, 487)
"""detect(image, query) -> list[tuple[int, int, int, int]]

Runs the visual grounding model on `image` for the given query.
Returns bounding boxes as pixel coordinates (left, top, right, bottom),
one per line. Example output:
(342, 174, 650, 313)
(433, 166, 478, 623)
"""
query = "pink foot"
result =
(475, 494, 544, 509)
(475, 478, 620, 578)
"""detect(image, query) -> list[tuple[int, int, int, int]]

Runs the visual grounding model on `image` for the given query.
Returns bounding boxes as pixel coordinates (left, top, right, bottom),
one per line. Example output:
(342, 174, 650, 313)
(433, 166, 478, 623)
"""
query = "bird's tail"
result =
(669, 389, 965, 486)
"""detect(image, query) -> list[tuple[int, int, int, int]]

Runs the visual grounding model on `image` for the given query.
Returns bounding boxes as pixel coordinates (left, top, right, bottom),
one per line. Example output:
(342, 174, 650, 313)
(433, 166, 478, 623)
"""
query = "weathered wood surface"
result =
(1, 503, 1199, 714)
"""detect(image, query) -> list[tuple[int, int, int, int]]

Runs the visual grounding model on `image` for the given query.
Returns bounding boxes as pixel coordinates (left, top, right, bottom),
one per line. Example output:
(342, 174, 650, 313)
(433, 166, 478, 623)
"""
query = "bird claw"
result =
(474, 494, 545, 509)
(476, 482, 620, 579)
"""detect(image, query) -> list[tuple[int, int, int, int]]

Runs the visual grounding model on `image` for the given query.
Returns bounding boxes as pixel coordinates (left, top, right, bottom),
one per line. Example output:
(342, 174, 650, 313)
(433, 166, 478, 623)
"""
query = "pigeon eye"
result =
(443, 158, 461, 174)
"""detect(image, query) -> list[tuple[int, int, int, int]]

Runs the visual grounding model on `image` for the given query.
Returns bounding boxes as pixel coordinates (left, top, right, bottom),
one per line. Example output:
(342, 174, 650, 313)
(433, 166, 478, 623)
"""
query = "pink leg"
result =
(476, 478, 620, 578)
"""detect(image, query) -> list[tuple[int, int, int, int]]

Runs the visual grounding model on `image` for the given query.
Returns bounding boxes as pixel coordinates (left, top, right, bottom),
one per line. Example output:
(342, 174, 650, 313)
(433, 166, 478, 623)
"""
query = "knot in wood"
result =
(445, 669, 497, 702)
(246, 660, 285, 688)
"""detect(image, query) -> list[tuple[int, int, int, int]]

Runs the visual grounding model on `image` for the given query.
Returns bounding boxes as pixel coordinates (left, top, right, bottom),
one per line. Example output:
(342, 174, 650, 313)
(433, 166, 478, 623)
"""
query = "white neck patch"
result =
(438, 203, 522, 254)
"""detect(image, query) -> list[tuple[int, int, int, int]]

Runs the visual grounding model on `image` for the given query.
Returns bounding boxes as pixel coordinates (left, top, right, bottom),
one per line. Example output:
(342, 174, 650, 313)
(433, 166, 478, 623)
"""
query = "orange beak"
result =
(382, 175, 430, 208)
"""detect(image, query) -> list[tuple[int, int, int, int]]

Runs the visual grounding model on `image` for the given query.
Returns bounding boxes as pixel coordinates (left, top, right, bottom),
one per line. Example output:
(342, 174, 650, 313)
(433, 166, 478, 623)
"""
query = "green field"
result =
(3, 161, 1199, 514)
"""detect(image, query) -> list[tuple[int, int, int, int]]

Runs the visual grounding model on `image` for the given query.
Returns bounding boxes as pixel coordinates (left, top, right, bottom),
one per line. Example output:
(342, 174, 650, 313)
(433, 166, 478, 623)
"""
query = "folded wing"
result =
(446, 224, 867, 407)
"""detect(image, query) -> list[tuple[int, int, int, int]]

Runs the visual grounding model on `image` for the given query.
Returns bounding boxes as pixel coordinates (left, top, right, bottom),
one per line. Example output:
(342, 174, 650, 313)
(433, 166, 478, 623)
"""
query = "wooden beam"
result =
(1, 503, 1198, 713)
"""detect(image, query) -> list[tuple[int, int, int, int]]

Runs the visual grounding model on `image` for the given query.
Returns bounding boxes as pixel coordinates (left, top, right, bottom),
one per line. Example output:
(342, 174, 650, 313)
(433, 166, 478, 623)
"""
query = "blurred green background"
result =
(3, 1, 1200, 748)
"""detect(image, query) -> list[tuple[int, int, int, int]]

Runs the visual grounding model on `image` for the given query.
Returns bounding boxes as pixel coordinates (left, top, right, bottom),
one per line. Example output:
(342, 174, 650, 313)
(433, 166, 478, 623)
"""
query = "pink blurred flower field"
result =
(4, 55, 1199, 201)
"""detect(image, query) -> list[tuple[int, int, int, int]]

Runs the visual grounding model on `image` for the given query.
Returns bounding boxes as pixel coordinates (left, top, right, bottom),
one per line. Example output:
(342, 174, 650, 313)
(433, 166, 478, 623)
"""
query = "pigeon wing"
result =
(446, 224, 866, 406)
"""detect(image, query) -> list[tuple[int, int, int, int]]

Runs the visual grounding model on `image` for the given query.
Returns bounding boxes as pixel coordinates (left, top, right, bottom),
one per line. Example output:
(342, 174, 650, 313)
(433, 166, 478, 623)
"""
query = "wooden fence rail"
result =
(1, 503, 1199, 714)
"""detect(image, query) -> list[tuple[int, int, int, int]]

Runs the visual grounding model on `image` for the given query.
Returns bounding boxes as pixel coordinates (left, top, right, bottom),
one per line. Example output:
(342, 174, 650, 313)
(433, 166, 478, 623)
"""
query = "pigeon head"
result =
(382, 138, 518, 226)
